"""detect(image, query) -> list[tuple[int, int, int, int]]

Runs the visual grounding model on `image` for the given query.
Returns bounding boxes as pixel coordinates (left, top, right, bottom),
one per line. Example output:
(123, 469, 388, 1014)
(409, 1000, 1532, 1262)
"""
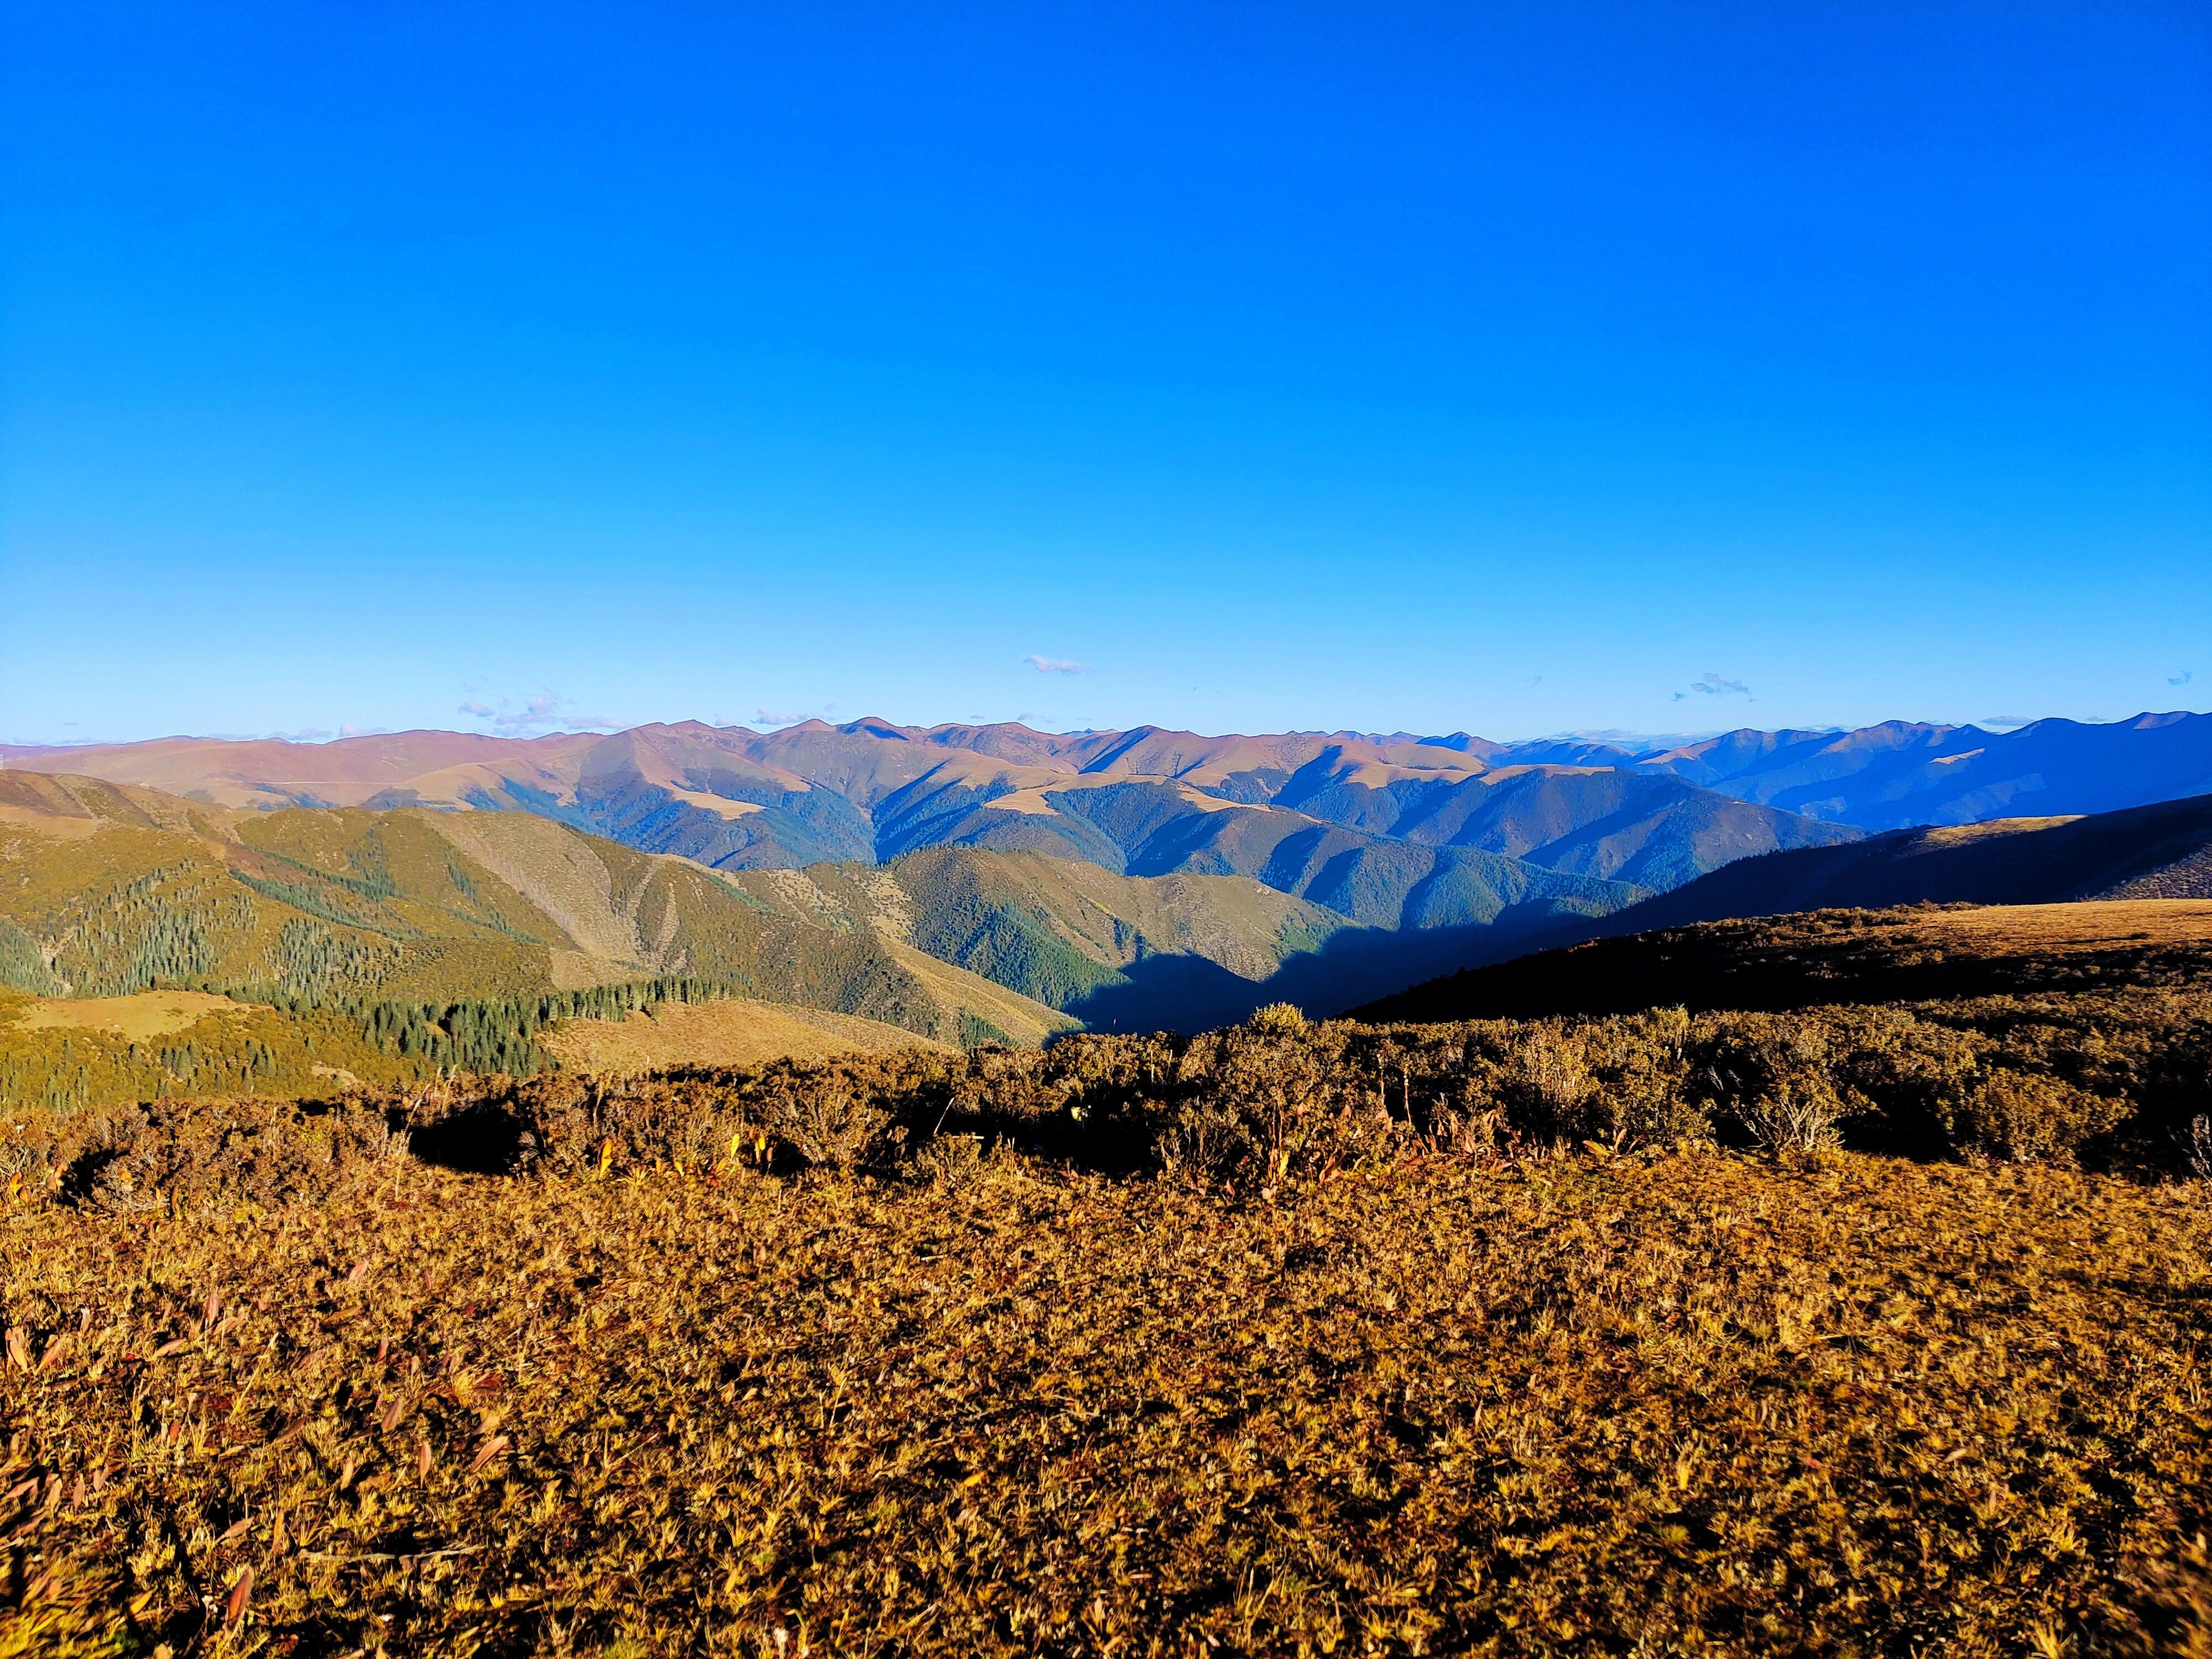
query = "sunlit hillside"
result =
(0, 774, 1068, 1097)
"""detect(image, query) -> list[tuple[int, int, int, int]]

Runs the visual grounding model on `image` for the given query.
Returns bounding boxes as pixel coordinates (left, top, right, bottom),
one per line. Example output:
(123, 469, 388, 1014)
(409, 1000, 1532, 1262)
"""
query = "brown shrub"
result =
(1952, 1070, 2130, 1165)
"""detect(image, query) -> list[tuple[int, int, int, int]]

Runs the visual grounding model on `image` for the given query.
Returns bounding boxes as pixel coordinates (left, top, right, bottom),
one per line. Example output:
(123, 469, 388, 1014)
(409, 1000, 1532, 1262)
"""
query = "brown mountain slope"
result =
(0, 731, 602, 811)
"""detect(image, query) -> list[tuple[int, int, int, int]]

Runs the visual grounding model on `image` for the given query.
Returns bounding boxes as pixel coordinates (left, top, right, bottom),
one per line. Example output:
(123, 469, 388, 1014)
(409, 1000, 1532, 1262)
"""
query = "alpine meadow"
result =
(4, 3, 2210, 1655)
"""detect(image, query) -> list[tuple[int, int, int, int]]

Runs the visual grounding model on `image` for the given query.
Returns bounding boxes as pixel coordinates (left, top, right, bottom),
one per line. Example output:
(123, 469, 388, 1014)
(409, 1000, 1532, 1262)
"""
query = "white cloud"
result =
(1025, 654, 1091, 675)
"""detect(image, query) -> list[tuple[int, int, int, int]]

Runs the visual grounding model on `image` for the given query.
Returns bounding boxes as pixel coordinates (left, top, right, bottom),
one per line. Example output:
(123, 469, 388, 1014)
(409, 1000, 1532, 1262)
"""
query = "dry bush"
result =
(757, 1073, 883, 1170)
(1953, 1070, 2130, 1165)
(1155, 1097, 1251, 1182)
(912, 1130, 984, 1188)
(1736, 1079, 1846, 1165)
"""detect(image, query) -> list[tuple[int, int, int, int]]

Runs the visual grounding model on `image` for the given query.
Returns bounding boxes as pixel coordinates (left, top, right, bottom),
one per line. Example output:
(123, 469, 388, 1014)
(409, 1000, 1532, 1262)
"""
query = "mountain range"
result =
(4, 708, 2209, 1038)
(0, 718, 1882, 901)
(11, 711, 2205, 868)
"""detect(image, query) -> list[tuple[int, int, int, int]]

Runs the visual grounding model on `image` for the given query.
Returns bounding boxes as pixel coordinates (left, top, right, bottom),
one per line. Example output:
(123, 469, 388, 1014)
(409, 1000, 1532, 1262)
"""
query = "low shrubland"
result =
(18, 984, 2200, 1209)
(4, 987, 2211, 1655)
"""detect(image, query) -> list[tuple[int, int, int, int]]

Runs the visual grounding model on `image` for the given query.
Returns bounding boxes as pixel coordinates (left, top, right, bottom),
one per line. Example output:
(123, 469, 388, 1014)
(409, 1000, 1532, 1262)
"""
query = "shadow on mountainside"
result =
(1063, 904, 1601, 1034)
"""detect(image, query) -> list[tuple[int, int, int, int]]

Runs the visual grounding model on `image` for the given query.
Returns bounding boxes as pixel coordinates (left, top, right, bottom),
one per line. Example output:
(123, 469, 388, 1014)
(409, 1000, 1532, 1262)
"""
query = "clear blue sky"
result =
(2, 2, 2206, 745)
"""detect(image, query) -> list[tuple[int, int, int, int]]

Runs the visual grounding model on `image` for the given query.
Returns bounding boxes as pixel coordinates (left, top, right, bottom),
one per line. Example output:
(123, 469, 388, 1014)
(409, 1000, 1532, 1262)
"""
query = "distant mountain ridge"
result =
(1622, 711, 2212, 829)
(8, 709, 2204, 983)
(0, 717, 1854, 909)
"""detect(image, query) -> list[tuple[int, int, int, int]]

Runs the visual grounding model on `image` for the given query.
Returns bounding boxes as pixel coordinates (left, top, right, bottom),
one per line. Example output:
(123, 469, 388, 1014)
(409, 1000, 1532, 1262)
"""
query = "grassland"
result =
(4, 980, 2211, 1655)
(539, 998, 955, 1073)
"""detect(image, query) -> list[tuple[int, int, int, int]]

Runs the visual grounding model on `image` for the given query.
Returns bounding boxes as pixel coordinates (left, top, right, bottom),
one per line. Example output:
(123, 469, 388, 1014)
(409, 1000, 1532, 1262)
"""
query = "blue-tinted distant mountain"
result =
(1632, 711, 2212, 830)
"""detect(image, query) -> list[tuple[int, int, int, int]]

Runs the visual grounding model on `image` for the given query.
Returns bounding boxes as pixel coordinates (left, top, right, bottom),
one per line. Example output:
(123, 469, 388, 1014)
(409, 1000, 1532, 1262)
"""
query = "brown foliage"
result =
(4, 988, 2211, 1653)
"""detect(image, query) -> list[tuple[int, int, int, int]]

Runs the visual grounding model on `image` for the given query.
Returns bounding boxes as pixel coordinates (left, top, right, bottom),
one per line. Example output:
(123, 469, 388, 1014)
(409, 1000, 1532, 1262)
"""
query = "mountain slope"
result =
(1599, 791, 2212, 932)
(1355, 899, 2212, 1023)
(0, 774, 1068, 1047)
(1263, 757, 1856, 886)
(740, 846, 1349, 1007)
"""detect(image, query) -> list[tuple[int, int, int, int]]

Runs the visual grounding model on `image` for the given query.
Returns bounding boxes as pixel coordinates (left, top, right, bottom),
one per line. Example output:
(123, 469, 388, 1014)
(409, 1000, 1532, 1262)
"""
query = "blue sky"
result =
(2, 1, 2206, 745)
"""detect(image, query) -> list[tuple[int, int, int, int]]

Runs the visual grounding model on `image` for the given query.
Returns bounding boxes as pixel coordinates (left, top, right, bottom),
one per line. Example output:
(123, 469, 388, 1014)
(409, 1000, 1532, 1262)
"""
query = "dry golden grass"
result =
(6, 1145, 2209, 1656)
(10, 992, 247, 1042)
(1916, 898, 2212, 952)
(539, 999, 952, 1074)
(7, 985, 2211, 1655)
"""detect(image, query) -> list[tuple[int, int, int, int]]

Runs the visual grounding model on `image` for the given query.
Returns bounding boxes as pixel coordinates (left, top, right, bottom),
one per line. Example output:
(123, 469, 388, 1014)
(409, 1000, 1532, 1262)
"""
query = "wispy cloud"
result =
(755, 707, 811, 726)
(1673, 673, 1751, 702)
(459, 693, 622, 735)
(1025, 654, 1091, 675)
(2171, 670, 2194, 687)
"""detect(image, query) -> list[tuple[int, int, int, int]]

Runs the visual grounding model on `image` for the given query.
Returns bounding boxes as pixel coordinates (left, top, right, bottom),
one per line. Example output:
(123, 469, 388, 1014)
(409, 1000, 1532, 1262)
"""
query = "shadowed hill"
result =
(1354, 792, 2212, 1025)
(1353, 899, 2212, 1022)
(1596, 791, 2212, 932)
